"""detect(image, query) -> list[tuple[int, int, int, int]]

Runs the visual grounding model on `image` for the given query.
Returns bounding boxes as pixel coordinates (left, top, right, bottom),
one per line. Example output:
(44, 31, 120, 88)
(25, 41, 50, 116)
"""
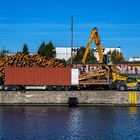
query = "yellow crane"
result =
(80, 27, 137, 90)
(79, 28, 110, 86)
(82, 27, 104, 65)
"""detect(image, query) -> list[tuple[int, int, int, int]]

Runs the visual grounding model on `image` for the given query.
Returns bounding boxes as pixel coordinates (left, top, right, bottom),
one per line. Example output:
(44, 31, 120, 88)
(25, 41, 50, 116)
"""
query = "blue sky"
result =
(0, 0, 140, 58)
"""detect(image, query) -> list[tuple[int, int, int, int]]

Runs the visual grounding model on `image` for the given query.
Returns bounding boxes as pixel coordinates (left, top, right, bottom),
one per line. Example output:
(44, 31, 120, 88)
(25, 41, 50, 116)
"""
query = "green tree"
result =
(38, 41, 56, 58)
(38, 42, 46, 56)
(0, 52, 5, 58)
(0, 50, 9, 58)
(72, 47, 97, 63)
(45, 41, 56, 58)
(108, 49, 124, 62)
(22, 44, 29, 54)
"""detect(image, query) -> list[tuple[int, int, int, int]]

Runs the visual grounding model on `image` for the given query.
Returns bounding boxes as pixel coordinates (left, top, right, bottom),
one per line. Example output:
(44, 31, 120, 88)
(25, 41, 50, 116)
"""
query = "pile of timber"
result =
(79, 69, 107, 81)
(0, 54, 68, 80)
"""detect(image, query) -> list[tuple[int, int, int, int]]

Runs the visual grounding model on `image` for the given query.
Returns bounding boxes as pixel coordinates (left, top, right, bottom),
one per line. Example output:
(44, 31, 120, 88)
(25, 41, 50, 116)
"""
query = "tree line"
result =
(71, 47, 124, 63)
(0, 41, 124, 63)
(19, 41, 56, 58)
(0, 41, 56, 59)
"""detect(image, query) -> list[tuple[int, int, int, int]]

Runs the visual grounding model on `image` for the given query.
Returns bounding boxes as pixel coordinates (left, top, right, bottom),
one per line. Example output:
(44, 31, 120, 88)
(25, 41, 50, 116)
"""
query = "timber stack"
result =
(0, 54, 68, 81)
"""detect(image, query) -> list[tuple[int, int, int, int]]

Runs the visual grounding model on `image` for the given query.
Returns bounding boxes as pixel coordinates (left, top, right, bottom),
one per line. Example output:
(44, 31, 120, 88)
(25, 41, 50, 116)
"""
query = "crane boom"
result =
(82, 28, 103, 65)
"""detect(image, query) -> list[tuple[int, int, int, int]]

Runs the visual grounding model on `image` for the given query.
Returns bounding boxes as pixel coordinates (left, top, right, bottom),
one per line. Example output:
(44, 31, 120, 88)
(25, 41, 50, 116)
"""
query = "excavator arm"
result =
(82, 28, 103, 65)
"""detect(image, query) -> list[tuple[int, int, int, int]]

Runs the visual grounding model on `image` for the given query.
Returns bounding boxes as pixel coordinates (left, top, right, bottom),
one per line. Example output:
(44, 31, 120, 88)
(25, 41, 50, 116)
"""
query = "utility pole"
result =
(71, 16, 73, 65)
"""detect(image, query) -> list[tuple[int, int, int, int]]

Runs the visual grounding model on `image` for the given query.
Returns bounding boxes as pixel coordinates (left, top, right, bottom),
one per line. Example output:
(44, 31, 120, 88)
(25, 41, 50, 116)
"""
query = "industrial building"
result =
(128, 57, 140, 62)
(55, 47, 121, 61)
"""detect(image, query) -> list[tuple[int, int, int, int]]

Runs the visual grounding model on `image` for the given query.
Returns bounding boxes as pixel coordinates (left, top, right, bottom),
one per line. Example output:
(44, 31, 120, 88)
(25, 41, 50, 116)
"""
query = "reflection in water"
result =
(68, 108, 83, 140)
(0, 106, 140, 140)
(128, 107, 138, 140)
(129, 107, 137, 115)
(0, 107, 4, 140)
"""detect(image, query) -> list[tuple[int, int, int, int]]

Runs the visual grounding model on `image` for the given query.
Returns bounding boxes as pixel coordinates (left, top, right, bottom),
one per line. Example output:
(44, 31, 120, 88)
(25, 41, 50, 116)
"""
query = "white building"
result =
(55, 47, 71, 60)
(94, 47, 121, 61)
(129, 57, 140, 62)
(55, 47, 121, 61)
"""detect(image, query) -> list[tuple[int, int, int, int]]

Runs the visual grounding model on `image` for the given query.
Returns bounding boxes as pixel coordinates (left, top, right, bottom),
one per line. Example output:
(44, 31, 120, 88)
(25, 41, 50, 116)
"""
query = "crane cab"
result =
(103, 54, 112, 65)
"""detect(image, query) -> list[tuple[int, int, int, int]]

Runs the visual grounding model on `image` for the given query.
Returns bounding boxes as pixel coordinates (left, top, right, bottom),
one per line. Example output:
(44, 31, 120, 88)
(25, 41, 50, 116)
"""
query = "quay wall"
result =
(0, 90, 139, 106)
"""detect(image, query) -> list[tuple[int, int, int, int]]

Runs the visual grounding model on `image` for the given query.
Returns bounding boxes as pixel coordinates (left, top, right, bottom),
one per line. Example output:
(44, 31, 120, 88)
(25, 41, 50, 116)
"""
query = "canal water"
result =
(0, 106, 140, 140)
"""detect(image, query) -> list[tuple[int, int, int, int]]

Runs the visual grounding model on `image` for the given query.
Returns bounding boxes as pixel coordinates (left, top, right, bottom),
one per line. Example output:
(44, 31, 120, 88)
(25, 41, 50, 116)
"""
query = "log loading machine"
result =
(79, 28, 140, 91)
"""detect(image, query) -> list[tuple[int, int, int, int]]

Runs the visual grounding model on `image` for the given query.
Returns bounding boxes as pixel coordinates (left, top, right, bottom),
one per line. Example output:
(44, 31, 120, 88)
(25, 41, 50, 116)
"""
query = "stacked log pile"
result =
(79, 65, 108, 84)
(0, 54, 69, 80)
(79, 69, 107, 81)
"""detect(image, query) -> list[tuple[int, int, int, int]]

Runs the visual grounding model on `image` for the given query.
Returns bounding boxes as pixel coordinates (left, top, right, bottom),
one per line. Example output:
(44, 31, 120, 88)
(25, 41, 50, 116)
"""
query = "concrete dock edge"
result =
(0, 90, 140, 106)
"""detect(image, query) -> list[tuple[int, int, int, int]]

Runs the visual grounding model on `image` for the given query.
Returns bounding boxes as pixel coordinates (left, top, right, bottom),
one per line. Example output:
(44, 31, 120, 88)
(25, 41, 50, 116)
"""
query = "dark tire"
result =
(47, 86, 53, 91)
(11, 86, 18, 91)
(3, 86, 9, 91)
(119, 85, 126, 91)
(20, 86, 25, 91)
(64, 86, 70, 91)
(56, 86, 62, 91)
(109, 83, 114, 90)
(137, 86, 140, 91)
(16, 86, 21, 91)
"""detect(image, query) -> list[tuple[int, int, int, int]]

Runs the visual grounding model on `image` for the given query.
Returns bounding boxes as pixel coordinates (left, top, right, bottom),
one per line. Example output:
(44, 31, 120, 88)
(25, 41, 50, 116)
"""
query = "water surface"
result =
(0, 106, 140, 140)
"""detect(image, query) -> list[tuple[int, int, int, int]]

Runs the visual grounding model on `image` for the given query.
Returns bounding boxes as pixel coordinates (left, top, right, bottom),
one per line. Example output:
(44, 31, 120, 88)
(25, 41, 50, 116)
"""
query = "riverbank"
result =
(0, 90, 139, 106)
